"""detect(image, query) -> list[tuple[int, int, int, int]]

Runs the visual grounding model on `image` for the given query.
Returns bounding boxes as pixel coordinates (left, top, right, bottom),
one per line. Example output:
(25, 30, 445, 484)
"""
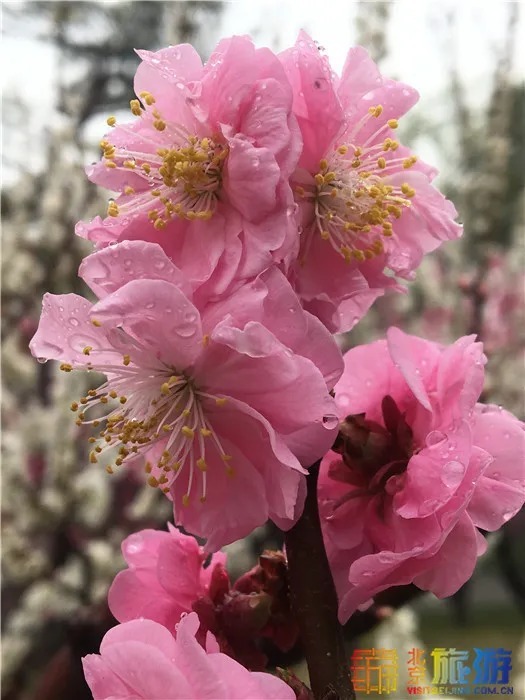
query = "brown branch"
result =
(284, 462, 355, 700)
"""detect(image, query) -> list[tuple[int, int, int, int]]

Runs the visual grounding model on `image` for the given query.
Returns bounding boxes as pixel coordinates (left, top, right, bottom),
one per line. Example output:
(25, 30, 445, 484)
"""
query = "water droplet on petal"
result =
(124, 533, 143, 555)
(175, 322, 197, 339)
(37, 357, 48, 364)
(322, 414, 339, 430)
(441, 460, 465, 489)
(425, 430, 447, 447)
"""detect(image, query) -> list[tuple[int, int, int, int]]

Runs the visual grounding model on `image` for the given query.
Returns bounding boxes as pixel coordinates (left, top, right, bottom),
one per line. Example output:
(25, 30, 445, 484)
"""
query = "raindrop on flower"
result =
(441, 460, 465, 489)
(322, 414, 339, 430)
(425, 430, 447, 447)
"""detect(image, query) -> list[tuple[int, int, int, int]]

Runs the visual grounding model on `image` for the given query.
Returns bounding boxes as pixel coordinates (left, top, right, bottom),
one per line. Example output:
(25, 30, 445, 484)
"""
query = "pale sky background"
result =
(1, 0, 524, 183)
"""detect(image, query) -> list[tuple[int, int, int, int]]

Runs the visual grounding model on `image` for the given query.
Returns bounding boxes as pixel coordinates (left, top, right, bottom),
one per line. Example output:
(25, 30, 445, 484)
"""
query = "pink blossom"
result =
(30, 240, 341, 549)
(318, 328, 525, 622)
(82, 612, 295, 699)
(279, 32, 462, 332)
(108, 525, 227, 631)
(77, 36, 302, 292)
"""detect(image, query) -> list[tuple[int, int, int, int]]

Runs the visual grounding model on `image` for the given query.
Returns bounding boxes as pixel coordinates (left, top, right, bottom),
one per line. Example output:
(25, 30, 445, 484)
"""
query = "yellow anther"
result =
(124, 160, 136, 169)
(368, 105, 383, 117)
(142, 163, 151, 174)
(124, 186, 135, 196)
(377, 157, 387, 169)
(319, 158, 329, 171)
(200, 428, 212, 437)
(196, 458, 207, 472)
(107, 202, 119, 217)
(130, 99, 142, 116)
(123, 354, 131, 366)
(70, 402, 79, 412)
(182, 409, 190, 417)
(153, 119, 166, 132)
(139, 91, 156, 105)
(145, 463, 152, 474)
(154, 218, 166, 230)
(60, 363, 73, 372)
(182, 426, 195, 439)
(109, 390, 118, 399)
(351, 159, 361, 169)
(403, 156, 417, 169)
(353, 250, 365, 261)
(147, 475, 158, 487)
(221, 454, 233, 462)
(106, 466, 114, 474)
(172, 461, 181, 472)
(337, 145, 348, 155)
(182, 494, 190, 507)
(320, 230, 330, 240)
(80, 397, 88, 405)
(314, 173, 325, 186)
(202, 334, 210, 347)
(295, 185, 305, 197)
(106, 116, 117, 127)
(161, 382, 170, 395)
(215, 397, 228, 407)
(105, 161, 117, 169)
(90, 451, 98, 464)
(120, 396, 127, 404)
(387, 119, 398, 129)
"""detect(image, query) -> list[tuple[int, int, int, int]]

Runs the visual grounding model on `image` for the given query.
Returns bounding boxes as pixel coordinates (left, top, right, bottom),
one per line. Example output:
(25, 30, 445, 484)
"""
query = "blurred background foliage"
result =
(1, 2, 524, 699)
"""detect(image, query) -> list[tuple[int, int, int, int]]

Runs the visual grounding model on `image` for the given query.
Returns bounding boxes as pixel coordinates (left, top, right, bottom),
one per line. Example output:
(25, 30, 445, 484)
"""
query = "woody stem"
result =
(284, 460, 355, 700)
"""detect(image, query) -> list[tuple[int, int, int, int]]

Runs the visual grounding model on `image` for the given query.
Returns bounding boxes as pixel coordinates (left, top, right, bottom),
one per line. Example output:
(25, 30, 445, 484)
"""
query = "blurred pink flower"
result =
(279, 32, 462, 332)
(77, 36, 302, 291)
(82, 612, 295, 700)
(30, 241, 341, 549)
(108, 525, 227, 632)
(319, 327, 525, 622)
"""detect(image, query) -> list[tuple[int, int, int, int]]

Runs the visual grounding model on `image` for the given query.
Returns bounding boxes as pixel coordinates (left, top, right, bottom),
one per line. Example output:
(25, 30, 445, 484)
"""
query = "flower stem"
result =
(284, 461, 355, 700)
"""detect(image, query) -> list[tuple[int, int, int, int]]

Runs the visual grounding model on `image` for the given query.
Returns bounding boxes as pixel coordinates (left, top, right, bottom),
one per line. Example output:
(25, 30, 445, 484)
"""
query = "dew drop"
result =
(322, 414, 339, 430)
(124, 533, 144, 555)
(37, 357, 48, 364)
(175, 322, 197, 339)
(145, 302, 155, 310)
(183, 310, 198, 324)
(69, 317, 80, 327)
(425, 430, 447, 447)
(441, 460, 465, 489)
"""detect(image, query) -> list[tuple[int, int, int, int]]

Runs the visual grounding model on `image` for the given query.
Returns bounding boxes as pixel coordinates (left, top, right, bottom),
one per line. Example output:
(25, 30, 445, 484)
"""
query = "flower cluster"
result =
(318, 328, 525, 622)
(28, 30, 524, 700)
(31, 32, 461, 552)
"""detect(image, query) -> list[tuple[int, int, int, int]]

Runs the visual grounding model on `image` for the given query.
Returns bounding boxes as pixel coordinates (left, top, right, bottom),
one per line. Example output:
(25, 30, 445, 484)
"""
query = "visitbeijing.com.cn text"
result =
(406, 686, 515, 695)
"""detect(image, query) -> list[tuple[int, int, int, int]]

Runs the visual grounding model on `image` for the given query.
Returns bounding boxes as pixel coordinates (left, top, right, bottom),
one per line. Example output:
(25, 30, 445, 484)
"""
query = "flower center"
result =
(331, 395, 414, 507)
(296, 105, 417, 263)
(103, 92, 228, 229)
(63, 334, 233, 506)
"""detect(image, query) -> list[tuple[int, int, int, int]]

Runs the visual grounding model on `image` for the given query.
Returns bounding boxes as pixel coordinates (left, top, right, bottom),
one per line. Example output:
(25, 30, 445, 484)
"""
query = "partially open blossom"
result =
(30, 240, 341, 549)
(82, 612, 295, 700)
(279, 32, 462, 332)
(77, 36, 302, 290)
(108, 525, 227, 631)
(319, 328, 525, 622)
